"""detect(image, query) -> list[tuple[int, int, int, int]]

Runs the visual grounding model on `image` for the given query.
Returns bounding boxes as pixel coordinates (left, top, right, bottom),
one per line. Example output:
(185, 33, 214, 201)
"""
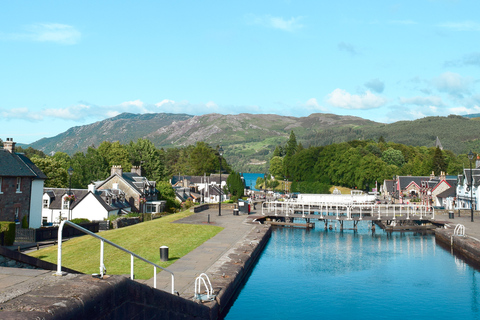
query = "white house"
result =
(42, 184, 131, 225)
(456, 164, 480, 211)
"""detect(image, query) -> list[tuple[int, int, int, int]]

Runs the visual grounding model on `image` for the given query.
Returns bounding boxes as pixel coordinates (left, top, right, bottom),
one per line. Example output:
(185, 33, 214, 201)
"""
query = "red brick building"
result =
(0, 138, 47, 228)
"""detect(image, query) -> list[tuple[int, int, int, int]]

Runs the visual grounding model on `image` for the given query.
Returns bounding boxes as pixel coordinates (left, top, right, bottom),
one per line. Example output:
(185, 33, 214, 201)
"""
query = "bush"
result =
(21, 215, 29, 229)
(70, 218, 91, 224)
(0, 221, 16, 246)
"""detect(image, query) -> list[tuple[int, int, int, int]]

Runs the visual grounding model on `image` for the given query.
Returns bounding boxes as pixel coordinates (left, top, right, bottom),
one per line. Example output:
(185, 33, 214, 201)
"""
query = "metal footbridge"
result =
(260, 201, 436, 230)
(262, 201, 435, 220)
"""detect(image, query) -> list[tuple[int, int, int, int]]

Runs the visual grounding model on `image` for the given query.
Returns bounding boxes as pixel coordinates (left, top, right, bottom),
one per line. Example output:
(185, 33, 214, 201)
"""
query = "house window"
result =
(16, 177, 21, 193)
(63, 197, 69, 210)
(15, 207, 19, 223)
(0, 177, 2, 193)
(43, 199, 49, 208)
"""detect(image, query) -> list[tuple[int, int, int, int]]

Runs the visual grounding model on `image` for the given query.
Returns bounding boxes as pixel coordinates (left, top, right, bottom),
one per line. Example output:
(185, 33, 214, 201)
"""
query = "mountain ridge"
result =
(27, 112, 480, 172)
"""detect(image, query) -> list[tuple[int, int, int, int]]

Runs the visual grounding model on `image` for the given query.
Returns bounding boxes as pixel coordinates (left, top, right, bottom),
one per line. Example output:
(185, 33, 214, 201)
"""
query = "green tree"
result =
(269, 156, 284, 179)
(381, 148, 405, 167)
(432, 147, 447, 175)
(227, 172, 245, 199)
(127, 138, 165, 181)
(31, 156, 68, 188)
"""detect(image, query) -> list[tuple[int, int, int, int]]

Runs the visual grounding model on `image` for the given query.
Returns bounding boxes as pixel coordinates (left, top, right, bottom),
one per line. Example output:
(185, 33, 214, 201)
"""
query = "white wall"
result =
(71, 193, 110, 221)
(29, 179, 44, 228)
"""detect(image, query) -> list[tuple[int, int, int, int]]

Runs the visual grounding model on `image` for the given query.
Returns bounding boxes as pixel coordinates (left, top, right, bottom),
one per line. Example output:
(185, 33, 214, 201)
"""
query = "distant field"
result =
(28, 211, 223, 279)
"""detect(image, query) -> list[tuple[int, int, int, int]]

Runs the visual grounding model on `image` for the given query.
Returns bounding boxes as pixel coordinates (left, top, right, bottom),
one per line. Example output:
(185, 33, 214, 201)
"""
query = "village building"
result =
(0, 138, 46, 229)
(171, 174, 229, 204)
(42, 184, 131, 225)
(456, 156, 480, 211)
(95, 165, 165, 214)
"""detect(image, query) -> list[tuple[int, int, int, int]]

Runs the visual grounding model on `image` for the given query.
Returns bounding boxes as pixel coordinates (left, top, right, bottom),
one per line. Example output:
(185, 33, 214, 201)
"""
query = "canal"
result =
(225, 221, 480, 319)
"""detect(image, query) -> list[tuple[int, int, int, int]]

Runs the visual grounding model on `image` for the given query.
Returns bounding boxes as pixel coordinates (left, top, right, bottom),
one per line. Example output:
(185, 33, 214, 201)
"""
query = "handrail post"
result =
(154, 266, 157, 289)
(55, 220, 66, 276)
(100, 239, 105, 277)
(130, 254, 134, 280)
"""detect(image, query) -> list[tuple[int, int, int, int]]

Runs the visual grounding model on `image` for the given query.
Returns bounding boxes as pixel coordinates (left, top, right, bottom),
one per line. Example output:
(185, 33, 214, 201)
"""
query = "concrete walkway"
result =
(137, 209, 258, 299)
(436, 211, 480, 240)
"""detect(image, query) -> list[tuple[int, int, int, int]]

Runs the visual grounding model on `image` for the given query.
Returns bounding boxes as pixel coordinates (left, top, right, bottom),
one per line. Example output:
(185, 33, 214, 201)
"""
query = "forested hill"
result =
(27, 112, 480, 172)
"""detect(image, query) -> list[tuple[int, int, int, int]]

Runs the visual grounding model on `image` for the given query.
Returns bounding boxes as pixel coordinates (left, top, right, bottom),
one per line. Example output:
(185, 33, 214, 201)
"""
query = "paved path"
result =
(137, 209, 257, 299)
(436, 211, 480, 240)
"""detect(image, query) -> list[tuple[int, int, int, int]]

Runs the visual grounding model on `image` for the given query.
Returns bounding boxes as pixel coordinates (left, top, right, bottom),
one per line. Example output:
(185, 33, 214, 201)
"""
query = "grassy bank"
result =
(28, 211, 223, 279)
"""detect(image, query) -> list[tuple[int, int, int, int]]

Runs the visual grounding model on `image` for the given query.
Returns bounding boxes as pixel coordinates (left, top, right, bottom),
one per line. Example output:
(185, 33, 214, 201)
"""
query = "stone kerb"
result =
(111, 217, 140, 229)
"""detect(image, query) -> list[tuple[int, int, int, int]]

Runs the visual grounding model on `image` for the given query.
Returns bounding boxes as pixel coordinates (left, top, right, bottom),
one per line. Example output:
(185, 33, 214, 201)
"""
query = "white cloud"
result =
(399, 96, 445, 107)
(20, 23, 81, 44)
(246, 14, 304, 32)
(303, 98, 328, 112)
(327, 89, 387, 110)
(432, 72, 473, 96)
(43, 104, 91, 120)
(1, 107, 43, 121)
(439, 21, 480, 31)
(155, 99, 175, 107)
(449, 105, 480, 115)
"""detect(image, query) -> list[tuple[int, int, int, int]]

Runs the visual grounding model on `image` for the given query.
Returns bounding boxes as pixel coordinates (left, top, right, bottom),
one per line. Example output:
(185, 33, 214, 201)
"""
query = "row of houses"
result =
(171, 174, 229, 204)
(382, 157, 480, 211)
(0, 138, 167, 227)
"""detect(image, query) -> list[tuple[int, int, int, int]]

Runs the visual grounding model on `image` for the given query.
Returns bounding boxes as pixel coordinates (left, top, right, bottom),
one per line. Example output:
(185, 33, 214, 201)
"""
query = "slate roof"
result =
(43, 188, 90, 210)
(0, 149, 47, 179)
(96, 172, 157, 195)
(397, 176, 430, 190)
(436, 187, 456, 198)
(44, 187, 130, 211)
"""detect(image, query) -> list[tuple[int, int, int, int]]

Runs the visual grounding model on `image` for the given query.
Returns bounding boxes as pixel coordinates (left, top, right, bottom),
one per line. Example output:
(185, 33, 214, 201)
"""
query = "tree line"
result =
(265, 131, 471, 193)
(7, 139, 231, 208)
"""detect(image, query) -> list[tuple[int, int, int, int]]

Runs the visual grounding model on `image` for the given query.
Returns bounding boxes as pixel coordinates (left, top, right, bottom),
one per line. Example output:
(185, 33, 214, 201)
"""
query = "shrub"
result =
(0, 221, 16, 246)
(70, 218, 91, 224)
(21, 216, 29, 229)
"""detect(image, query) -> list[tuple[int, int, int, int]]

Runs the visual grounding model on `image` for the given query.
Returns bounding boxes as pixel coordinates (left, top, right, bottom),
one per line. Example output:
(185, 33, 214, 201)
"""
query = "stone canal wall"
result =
(435, 228, 480, 267)
(0, 221, 272, 319)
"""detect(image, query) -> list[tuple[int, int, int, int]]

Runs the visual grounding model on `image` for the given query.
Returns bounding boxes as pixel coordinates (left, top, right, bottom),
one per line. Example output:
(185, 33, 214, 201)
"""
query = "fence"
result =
(14, 222, 100, 243)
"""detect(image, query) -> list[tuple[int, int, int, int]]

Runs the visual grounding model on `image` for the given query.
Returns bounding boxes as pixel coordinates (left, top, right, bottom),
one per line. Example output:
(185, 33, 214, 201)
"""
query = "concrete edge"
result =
(0, 246, 81, 274)
(435, 228, 480, 268)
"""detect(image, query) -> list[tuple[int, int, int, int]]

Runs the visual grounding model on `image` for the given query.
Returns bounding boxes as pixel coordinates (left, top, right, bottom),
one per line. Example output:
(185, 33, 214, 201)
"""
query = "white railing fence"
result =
(55, 220, 175, 294)
(262, 201, 435, 220)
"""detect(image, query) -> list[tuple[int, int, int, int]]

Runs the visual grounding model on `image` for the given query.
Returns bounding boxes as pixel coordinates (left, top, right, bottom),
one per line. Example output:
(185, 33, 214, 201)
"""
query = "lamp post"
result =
(67, 166, 74, 220)
(218, 146, 223, 216)
(469, 150, 475, 222)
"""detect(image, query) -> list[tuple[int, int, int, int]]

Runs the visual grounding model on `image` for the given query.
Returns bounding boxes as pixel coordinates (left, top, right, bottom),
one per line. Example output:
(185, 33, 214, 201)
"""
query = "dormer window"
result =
(43, 199, 49, 208)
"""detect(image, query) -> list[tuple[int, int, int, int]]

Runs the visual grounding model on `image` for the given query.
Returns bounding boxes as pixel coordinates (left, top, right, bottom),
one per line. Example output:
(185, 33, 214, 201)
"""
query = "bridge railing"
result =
(262, 201, 435, 220)
(55, 220, 175, 294)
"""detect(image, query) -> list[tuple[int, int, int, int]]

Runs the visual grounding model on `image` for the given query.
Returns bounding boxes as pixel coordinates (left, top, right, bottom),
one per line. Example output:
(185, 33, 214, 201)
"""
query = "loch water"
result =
(225, 220, 480, 320)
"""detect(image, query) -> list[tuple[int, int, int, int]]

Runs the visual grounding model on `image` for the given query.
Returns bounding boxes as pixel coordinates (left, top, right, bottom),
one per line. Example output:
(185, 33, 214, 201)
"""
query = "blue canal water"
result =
(242, 173, 265, 191)
(225, 221, 480, 320)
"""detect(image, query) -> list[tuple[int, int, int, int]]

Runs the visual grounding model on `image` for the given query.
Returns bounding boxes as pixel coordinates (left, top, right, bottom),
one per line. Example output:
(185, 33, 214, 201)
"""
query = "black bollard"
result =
(160, 246, 169, 262)
(208, 214, 210, 224)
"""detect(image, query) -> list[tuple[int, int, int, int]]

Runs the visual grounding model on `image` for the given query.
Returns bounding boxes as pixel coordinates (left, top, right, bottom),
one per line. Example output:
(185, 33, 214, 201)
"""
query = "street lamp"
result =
(67, 166, 74, 220)
(469, 150, 475, 222)
(218, 146, 224, 216)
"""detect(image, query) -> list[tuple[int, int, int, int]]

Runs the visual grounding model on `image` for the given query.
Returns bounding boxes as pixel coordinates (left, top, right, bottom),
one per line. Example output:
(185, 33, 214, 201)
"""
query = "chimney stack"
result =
(3, 138, 16, 153)
(111, 165, 123, 176)
(131, 166, 142, 175)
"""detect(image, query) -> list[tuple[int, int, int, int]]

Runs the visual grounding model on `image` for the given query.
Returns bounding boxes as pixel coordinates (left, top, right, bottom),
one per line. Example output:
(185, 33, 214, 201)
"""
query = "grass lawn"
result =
(28, 211, 223, 279)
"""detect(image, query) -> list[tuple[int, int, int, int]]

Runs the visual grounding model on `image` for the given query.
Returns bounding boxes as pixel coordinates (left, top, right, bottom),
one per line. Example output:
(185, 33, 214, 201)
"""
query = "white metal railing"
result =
(194, 273, 215, 302)
(454, 224, 466, 237)
(261, 201, 435, 220)
(55, 220, 175, 294)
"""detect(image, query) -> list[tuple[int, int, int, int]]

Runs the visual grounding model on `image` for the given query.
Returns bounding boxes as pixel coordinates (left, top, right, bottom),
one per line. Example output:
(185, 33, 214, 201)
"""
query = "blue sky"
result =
(1, 0, 479, 144)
